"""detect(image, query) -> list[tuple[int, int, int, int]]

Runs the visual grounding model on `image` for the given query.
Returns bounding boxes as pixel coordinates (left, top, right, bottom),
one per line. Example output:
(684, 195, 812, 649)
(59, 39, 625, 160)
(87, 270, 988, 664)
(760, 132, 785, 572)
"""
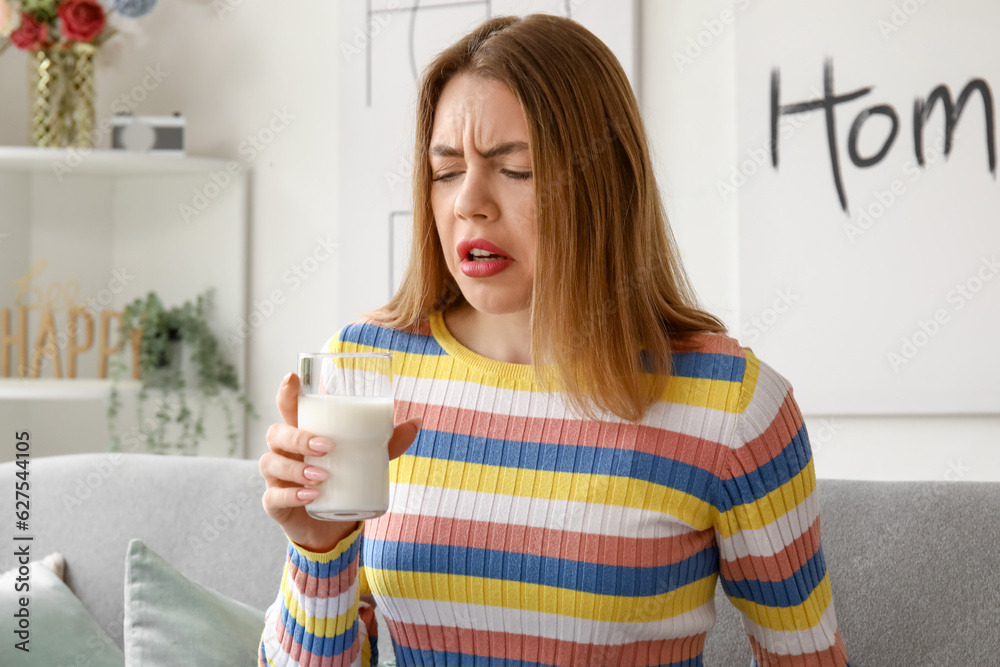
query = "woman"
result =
(258, 13, 854, 667)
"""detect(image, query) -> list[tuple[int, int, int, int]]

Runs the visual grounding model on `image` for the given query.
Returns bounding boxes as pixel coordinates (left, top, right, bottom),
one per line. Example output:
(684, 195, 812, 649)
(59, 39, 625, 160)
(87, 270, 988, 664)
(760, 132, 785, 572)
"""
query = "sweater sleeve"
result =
(258, 522, 380, 666)
(712, 350, 851, 667)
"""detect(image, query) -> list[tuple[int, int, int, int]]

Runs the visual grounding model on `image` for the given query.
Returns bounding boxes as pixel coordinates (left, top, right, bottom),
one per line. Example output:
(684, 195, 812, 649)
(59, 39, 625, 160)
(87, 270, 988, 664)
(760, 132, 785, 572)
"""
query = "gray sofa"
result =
(2, 452, 997, 665)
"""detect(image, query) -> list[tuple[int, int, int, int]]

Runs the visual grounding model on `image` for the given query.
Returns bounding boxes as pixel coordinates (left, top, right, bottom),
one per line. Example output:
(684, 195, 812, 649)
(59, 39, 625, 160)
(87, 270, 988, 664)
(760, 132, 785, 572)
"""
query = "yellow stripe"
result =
(737, 349, 760, 413)
(726, 573, 834, 632)
(715, 459, 817, 539)
(365, 567, 719, 623)
(334, 339, 742, 413)
(282, 576, 360, 638)
(390, 454, 715, 530)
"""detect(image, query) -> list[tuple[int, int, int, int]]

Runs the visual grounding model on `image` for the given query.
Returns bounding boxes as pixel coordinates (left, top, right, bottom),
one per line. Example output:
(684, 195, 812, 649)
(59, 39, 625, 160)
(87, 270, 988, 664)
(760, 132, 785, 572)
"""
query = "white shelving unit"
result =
(0, 147, 249, 460)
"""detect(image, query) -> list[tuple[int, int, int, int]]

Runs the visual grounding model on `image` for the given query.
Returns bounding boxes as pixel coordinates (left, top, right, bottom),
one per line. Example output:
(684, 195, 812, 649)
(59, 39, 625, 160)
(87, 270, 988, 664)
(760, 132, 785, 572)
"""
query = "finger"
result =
(276, 372, 300, 426)
(265, 422, 333, 460)
(259, 451, 329, 487)
(388, 416, 423, 460)
(262, 484, 322, 512)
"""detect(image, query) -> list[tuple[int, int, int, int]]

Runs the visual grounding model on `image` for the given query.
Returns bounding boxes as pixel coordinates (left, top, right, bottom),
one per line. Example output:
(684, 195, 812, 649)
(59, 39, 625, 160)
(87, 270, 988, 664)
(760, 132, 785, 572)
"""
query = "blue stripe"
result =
(391, 644, 704, 667)
(719, 546, 828, 608)
(714, 423, 813, 513)
(279, 600, 360, 658)
(407, 429, 719, 504)
(339, 322, 445, 355)
(364, 538, 718, 597)
(670, 350, 746, 382)
(286, 534, 362, 579)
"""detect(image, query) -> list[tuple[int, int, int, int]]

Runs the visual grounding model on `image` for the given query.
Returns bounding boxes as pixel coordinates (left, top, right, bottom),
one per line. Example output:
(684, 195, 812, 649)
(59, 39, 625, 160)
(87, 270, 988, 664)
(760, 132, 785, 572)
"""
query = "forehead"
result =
(431, 73, 528, 144)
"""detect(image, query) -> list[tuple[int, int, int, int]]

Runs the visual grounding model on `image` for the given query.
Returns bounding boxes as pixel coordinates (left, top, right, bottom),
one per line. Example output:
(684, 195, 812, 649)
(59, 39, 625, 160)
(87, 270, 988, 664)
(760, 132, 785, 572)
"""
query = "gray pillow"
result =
(0, 554, 124, 667)
(123, 538, 265, 666)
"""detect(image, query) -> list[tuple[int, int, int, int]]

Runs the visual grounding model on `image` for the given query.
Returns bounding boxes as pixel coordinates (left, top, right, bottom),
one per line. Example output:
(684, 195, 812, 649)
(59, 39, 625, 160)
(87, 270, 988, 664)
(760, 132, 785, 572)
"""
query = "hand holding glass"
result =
(297, 352, 394, 521)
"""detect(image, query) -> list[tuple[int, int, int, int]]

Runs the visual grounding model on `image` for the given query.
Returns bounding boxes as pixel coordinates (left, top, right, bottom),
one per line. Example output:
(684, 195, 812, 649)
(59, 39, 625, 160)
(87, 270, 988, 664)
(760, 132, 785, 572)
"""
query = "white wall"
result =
(641, 0, 999, 482)
(1, 1, 995, 481)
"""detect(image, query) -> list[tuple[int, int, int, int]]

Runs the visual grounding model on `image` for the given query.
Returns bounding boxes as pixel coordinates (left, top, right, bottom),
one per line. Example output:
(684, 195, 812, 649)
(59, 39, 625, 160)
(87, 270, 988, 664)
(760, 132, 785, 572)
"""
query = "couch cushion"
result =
(0, 555, 125, 666)
(124, 539, 264, 666)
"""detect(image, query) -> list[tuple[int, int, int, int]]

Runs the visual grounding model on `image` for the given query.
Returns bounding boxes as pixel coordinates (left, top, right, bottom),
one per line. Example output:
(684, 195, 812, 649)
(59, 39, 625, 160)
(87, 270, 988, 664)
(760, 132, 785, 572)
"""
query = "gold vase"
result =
(29, 47, 70, 147)
(67, 42, 97, 149)
(28, 42, 97, 149)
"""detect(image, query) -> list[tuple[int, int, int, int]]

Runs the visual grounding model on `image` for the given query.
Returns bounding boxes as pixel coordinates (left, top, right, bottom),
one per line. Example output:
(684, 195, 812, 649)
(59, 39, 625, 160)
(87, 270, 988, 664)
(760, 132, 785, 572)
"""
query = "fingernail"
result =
(297, 488, 320, 500)
(303, 466, 328, 481)
(308, 437, 333, 454)
(413, 416, 423, 431)
(281, 372, 292, 386)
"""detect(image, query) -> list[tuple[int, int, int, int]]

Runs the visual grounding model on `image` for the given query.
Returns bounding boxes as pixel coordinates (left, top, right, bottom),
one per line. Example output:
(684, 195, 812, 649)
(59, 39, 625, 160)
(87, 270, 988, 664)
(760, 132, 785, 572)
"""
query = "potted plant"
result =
(107, 288, 256, 456)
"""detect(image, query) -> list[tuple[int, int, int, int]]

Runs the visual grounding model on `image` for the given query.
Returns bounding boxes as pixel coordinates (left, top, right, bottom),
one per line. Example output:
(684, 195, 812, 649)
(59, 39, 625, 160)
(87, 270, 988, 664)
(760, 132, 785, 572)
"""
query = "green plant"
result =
(107, 288, 255, 456)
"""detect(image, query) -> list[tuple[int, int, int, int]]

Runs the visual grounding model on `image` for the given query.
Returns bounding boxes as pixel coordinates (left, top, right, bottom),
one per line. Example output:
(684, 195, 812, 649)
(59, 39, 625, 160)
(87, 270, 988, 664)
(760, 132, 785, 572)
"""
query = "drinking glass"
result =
(297, 352, 394, 521)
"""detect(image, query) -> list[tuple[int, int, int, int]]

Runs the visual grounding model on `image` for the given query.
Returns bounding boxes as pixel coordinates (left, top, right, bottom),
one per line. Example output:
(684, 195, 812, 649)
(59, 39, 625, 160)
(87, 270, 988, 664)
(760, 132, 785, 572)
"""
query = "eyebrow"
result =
(429, 141, 529, 159)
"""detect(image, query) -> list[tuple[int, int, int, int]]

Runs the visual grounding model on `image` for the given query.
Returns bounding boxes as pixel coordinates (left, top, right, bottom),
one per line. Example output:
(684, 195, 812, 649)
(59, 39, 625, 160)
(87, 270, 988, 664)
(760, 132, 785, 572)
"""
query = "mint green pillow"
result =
(0, 555, 124, 667)
(123, 539, 265, 666)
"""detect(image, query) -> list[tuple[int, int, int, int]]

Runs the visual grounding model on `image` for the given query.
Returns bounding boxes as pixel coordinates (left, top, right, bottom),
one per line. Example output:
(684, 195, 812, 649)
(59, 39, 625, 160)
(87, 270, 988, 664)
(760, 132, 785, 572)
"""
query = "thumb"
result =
(388, 416, 422, 460)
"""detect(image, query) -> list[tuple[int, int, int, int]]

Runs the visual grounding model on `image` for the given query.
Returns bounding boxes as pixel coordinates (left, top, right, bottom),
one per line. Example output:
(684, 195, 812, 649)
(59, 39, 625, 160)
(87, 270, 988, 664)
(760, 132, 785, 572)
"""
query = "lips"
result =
(456, 237, 513, 278)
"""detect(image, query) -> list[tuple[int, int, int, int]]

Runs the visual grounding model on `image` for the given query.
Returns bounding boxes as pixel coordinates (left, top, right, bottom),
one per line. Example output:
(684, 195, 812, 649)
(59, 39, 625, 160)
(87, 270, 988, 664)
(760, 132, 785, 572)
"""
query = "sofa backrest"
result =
(2, 453, 998, 663)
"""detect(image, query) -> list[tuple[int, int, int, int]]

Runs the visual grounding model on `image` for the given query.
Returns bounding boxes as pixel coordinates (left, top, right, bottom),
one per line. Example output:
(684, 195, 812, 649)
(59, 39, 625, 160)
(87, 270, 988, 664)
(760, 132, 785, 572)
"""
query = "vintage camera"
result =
(111, 112, 185, 153)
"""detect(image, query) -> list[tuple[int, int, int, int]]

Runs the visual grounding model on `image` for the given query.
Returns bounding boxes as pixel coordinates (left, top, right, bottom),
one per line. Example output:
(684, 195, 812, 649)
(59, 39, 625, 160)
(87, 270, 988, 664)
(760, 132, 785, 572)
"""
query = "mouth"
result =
(456, 238, 513, 278)
(456, 238, 511, 263)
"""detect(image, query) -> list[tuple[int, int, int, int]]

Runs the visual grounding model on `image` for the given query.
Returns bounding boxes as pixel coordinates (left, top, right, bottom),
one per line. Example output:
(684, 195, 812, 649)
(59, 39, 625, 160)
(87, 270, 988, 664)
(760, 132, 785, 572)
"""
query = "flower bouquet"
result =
(0, 0, 159, 147)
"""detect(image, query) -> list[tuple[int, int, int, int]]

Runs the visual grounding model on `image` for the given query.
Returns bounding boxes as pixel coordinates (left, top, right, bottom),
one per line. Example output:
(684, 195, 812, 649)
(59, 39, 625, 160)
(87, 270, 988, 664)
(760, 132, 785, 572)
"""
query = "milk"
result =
(298, 394, 395, 521)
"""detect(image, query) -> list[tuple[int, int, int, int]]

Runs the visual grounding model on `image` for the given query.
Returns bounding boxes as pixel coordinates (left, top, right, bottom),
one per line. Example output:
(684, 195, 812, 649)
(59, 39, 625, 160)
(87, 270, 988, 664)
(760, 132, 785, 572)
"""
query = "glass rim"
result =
(298, 352, 392, 359)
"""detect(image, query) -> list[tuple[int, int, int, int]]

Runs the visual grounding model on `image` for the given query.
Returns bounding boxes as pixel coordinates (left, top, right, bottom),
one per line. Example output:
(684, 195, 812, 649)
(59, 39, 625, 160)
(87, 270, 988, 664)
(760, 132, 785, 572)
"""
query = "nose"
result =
(453, 163, 499, 223)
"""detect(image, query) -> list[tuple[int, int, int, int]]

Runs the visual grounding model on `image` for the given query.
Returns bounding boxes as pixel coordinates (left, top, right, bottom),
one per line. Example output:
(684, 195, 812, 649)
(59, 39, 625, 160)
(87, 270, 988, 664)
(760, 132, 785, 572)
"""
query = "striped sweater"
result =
(259, 311, 852, 667)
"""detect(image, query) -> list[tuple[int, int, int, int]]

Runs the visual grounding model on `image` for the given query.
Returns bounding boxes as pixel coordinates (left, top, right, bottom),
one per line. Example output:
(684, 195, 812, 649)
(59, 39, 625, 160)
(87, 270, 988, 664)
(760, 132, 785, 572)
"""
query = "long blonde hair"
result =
(366, 13, 728, 422)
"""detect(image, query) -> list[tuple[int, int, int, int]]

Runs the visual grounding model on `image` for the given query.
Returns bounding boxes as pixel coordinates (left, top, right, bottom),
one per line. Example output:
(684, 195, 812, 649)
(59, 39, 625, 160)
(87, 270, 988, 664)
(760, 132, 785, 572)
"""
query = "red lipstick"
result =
(456, 238, 514, 278)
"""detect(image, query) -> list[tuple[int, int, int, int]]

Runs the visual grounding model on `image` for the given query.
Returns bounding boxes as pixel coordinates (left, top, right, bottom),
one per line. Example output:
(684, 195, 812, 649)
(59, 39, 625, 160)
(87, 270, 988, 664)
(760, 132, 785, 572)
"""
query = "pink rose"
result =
(58, 0, 106, 42)
(9, 12, 50, 50)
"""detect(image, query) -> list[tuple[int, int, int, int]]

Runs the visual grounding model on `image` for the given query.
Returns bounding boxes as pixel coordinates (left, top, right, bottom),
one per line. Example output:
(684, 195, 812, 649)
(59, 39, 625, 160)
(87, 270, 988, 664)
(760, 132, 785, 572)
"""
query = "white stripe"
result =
(386, 482, 700, 538)
(396, 374, 738, 443)
(732, 358, 796, 446)
(376, 594, 718, 646)
(716, 494, 820, 559)
(261, 592, 371, 667)
(739, 598, 840, 656)
(284, 570, 360, 630)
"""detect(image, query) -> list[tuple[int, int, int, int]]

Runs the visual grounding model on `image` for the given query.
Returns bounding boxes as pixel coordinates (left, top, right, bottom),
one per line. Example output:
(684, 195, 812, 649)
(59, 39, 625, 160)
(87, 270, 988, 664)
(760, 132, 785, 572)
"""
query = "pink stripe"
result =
(394, 399, 729, 474)
(287, 550, 359, 600)
(276, 607, 362, 667)
(722, 389, 803, 479)
(385, 618, 706, 667)
(367, 512, 715, 569)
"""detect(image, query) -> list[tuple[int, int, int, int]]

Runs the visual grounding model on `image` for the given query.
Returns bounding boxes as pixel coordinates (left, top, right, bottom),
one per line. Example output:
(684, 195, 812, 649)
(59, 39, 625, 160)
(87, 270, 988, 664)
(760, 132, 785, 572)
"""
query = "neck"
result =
(444, 300, 532, 365)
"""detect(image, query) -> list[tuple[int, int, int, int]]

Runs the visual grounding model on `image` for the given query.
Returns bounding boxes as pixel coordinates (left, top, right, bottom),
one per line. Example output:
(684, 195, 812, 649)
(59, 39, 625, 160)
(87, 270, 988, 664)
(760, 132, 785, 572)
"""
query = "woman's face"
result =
(430, 73, 536, 318)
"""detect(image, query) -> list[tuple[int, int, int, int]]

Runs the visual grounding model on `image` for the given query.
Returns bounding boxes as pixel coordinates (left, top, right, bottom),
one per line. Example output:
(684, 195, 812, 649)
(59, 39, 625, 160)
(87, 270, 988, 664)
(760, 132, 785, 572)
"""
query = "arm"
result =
(712, 351, 851, 667)
(258, 522, 380, 667)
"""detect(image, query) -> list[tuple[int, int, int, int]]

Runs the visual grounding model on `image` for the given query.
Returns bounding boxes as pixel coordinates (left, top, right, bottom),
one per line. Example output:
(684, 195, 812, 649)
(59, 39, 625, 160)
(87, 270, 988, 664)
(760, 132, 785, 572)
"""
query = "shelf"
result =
(0, 146, 235, 175)
(0, 379, 143, 400)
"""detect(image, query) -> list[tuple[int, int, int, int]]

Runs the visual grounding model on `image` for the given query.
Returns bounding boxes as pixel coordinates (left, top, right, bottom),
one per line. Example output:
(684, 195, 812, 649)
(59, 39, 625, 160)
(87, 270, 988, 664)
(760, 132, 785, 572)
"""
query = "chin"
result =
(458, 285, 531, 316)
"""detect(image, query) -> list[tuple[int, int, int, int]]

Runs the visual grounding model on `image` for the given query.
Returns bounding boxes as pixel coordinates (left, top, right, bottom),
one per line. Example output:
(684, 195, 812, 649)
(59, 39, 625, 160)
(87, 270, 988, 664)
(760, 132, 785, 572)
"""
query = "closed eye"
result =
(432, 170, 533, 182)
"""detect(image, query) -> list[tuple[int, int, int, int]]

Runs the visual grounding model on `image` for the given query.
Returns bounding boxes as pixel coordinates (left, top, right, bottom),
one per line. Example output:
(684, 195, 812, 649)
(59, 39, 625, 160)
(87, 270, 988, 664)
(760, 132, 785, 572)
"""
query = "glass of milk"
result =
(297, 352, 394, 521)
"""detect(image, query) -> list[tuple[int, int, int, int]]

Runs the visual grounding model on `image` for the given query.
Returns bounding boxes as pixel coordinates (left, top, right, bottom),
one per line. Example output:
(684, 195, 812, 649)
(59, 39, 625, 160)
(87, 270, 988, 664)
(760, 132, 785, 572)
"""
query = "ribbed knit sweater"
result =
(259, 312, 852, 667)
